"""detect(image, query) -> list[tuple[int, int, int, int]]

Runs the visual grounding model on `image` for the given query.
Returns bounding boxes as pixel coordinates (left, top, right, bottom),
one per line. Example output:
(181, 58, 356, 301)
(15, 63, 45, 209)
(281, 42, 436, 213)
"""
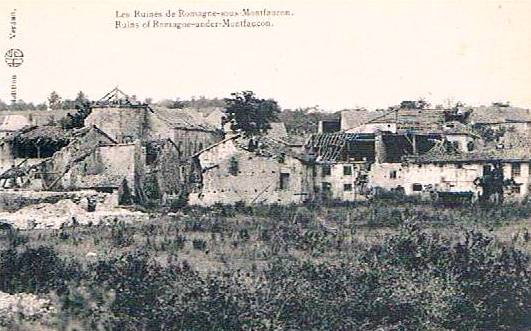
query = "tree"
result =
(0, 99, 8, 111)
(399, 98, 431, 109)
(48, 91, 62, 110)
(278, 107, 340, 135)
(74, 91, 90, 108)
(224, 91, 280, 137)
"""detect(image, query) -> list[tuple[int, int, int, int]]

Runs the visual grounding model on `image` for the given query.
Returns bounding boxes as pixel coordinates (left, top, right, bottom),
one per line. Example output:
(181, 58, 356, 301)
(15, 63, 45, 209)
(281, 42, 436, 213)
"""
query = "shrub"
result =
(192, 239, 207, 251)
(0, 246, 72, 294)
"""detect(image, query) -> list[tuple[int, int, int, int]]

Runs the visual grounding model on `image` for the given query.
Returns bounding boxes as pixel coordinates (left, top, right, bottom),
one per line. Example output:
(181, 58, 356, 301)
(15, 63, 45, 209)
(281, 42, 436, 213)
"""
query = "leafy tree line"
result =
(0, 91, 90, 112)
(0, 99, 47, 111)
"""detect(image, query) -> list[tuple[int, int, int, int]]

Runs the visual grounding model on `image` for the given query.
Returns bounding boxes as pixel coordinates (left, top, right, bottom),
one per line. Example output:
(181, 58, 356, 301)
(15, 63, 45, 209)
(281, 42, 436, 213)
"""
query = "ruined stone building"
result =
(0, 125, 71, 188)
(41, 125, 145, 204)
(0, 88, 223, 206)
(303, 106, 530, 204)
(85, 88, 222, 158)
(189, 133, 312, 206)
(187, 104, 530, 206)
(1, 91, 529, 207)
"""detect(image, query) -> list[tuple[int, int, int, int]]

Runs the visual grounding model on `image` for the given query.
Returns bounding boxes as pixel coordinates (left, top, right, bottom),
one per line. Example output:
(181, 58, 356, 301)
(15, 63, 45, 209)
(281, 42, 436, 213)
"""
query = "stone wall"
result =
(0, 190, 108, 212)
(85, 107, 147, 143)
(369, 162, 483, 196)
(503, 162, 530, 199)
(316, 162, 368, 201)
(189, 139, 310, 206)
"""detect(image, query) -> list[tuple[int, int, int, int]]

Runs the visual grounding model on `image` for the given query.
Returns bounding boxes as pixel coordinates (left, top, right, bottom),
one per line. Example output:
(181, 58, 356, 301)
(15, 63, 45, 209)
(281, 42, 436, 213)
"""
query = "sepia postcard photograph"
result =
(0, 0, 530, 330)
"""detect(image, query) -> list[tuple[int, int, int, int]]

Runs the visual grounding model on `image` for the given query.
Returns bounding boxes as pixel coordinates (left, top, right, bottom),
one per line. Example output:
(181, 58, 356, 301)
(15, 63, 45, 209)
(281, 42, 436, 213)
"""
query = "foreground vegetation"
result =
(0, 200, 529, 330)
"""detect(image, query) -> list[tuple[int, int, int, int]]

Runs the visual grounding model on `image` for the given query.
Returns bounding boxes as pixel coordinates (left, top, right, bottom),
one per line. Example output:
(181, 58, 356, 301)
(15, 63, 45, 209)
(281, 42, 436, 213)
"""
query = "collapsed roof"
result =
(3, 125, 71, 158)
(305, 133, 375, 163)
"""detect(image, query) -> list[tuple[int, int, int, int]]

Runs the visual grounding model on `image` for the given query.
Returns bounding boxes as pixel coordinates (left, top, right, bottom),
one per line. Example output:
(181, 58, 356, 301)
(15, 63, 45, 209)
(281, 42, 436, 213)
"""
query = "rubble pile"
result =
(0, 198, 149, 230)
(0, 291, 55, 325)
(0, 189, 110, 212)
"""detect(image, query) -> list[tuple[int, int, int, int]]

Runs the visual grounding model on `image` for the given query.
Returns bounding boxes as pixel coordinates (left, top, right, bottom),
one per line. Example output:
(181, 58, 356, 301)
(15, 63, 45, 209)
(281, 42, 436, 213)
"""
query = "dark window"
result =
(146, 152, 157, 165)
(322, 165, 331, 176)
(452, 141, 459, 151)
(511, 163, 521, 177)
(321, 182, 332, 192)
(279, 173, 290, 190)
(228, 157, 239, 176)
(467, 141, 475, 151)
(343, 183, 352, 191)
(412, 183, 423, 192)
(343, 165, 352, 175)
(390, 170, 397, 179)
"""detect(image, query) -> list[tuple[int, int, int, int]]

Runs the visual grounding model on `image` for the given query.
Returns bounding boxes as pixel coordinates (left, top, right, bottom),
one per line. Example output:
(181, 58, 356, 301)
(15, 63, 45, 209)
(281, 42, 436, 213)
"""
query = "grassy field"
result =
(0, 200, 530, 330)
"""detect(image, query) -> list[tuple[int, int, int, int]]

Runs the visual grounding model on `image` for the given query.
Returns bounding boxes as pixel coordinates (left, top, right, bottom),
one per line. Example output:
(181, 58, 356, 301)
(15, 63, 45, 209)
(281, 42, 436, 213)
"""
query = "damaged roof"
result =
(71, 125, 118, 144)
(194, 133, 306, 163)
(306, 132, 375, 162)
(4, 125, 71, 146)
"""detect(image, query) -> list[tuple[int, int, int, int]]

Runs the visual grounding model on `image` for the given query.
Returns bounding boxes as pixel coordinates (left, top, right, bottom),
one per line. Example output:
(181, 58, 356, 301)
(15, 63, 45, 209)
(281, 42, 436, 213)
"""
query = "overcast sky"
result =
(1, 0, 530, 111)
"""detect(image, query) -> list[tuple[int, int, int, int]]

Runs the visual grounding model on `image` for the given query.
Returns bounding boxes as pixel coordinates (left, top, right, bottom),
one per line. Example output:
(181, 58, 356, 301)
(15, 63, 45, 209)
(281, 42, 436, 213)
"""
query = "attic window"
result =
(390, 170, 397, 179)
(412, 183, 423, 192)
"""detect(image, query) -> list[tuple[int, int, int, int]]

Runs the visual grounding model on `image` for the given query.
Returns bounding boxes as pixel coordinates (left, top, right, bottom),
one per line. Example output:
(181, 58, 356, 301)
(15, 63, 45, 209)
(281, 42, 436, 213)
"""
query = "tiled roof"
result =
(341, 108, 446, 132)
(414, 133, 531, 162)
(469, 106, 531, 124)
(151, 106, 218, 131)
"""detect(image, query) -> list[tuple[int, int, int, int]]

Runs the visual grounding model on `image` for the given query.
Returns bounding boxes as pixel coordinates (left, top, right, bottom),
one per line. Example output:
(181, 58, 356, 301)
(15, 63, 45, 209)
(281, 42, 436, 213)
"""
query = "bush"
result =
(50, 222, 530, 330)
(0, 246, 73, 294)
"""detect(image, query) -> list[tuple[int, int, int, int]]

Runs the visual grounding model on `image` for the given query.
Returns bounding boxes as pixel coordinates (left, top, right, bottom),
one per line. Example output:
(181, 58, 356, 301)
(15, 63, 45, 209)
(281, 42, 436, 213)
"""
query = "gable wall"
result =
(189, 139, 310, 206)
